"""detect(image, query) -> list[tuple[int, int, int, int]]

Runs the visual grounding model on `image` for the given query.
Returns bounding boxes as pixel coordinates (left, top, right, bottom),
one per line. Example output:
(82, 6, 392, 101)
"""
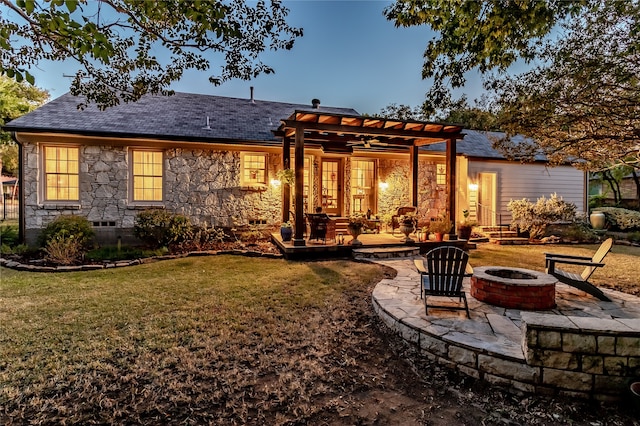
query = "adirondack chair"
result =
(544, 238, 613, 301)
(414, 246, 470, 318)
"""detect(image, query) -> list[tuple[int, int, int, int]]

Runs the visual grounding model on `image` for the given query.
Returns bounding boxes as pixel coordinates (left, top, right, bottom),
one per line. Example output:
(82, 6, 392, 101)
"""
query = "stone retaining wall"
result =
(373, 296, 640, 402)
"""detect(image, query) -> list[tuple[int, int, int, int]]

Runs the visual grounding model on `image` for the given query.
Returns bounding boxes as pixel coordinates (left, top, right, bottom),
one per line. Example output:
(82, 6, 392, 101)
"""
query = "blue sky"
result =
(25, 0, 486, 115)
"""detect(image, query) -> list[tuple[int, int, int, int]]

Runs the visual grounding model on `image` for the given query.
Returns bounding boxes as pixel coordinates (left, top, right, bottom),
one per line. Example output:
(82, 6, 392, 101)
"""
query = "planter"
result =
(434, 232, 444, 242)
(280, 226, 292, 242)
(458, 225, 472, 241)
(590, 211, 606, 230)
(399, 224, 415, 243)
(347, 226, 363, 246)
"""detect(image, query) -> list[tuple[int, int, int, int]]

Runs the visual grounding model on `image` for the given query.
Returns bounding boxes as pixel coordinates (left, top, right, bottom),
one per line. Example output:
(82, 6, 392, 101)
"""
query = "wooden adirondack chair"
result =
(544, 238, 613, 301)
(414, 247, 470, 318)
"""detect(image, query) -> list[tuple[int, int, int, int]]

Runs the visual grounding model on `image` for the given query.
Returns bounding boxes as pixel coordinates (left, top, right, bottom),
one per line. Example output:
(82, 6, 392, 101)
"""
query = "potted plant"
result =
(430, 214, 453, 242)
(457, 209, 477, 241)
(398, 212, 417, 242)
(280, 221, 293, 242)
(347, 214, 367, 245)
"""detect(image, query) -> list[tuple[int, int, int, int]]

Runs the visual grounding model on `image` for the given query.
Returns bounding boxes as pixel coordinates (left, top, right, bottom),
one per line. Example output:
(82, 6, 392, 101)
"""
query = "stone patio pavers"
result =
(370, 256, 640, 399)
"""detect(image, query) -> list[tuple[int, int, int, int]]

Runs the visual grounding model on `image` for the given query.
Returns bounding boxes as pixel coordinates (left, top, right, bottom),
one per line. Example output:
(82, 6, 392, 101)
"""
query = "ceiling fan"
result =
(347, 136, 389, 149)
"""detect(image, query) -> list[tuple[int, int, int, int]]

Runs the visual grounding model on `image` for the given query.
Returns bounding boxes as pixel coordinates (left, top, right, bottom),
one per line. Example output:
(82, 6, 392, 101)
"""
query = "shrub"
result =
(594, 207, 640, 231)
(508, 193, 577, 240)
(86, 245, 167, 262)
(134, 209, 192, 249)
(627, 231, 640, 243)
(38, 215, 95, 249)
(0, 225, 19, 247)
(45, 234, 84, 265)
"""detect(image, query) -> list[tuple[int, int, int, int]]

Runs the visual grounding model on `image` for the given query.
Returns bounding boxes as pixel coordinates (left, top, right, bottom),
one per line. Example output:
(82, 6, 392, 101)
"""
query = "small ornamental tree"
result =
(508, 193, 577, 240)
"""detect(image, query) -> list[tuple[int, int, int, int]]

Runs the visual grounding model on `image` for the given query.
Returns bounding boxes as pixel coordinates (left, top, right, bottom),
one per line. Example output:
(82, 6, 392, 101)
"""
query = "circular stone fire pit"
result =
(470, 266, 557, 310)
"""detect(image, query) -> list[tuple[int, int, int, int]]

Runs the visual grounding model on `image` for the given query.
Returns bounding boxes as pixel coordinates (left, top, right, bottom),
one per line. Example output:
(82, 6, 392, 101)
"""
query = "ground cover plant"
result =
(1, 249, 639, 425)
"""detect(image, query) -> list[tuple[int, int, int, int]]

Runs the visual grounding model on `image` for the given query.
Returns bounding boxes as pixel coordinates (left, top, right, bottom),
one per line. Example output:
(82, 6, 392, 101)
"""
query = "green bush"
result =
(508, 193, 577, 240)
(594, 207, 640, 231)
(0, 225, 19, 247)
(134, 209, 192, 249)
(38, 215, 95, 249)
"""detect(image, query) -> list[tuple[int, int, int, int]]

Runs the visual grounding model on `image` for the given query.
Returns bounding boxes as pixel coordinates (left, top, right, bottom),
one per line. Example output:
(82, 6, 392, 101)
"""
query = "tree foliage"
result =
(0, 74, 49, 175)
(384, 0, 586, 114)
(492, 0, 640, 170)
(0, 0, 302, 109)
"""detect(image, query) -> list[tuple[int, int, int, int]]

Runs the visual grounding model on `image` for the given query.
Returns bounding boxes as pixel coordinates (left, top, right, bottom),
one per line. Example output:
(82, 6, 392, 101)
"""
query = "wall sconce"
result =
(378, 181, 389, 191)
(468, 182, 479, 191)
(270, 179, 281, 187)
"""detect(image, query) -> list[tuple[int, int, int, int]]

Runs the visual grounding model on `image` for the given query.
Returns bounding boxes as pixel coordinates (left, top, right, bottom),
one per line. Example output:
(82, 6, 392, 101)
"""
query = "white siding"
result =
(468, 160, 586, 224)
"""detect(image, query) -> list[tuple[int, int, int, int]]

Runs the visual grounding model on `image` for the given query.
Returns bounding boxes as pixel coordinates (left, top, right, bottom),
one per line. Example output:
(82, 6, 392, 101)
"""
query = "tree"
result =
(0, 75, 49, 175)
(492, 1, 640, 170)
(0, 0, 302, 109)
(384, 0, 586, 114)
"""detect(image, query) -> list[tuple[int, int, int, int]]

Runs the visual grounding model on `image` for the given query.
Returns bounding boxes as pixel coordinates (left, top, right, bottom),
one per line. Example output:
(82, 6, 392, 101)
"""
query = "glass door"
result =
(321, 159, 341, 215)
(351, 159, 376, 214)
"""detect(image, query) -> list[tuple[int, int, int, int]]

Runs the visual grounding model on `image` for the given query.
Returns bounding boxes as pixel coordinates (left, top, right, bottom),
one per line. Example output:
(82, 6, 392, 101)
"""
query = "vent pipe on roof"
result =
(312, 98, 320, 109)
(250, 86, 255, 104)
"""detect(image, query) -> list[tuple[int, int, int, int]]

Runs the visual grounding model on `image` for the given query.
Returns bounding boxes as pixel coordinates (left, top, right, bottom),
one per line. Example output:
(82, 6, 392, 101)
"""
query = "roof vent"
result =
(250, 86, 255, 104)
(312, 98, 320, 109)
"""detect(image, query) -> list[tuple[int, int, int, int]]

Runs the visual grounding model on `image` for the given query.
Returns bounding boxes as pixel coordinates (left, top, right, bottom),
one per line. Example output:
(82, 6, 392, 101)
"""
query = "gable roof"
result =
(4, 91, 358, 144)
(4, 91, 532, 162)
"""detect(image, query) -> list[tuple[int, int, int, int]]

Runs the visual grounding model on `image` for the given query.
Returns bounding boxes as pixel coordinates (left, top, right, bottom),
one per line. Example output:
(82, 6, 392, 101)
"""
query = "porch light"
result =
(468, 182, 479, 191)
(270, 178, 281, 187)
(378, 181, 389, 191)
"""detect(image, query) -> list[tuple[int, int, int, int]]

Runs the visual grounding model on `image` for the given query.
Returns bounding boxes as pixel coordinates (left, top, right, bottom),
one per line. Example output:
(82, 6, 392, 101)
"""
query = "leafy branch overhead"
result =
(0, 0, 303, 109)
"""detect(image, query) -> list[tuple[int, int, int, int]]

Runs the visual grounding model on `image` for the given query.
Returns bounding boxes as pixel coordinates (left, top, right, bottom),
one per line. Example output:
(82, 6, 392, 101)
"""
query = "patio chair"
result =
(306, 213, 336, 243)
(391, 206, 416, 234)
(544, 238, 613, 301)
(414, 246, 470, 318)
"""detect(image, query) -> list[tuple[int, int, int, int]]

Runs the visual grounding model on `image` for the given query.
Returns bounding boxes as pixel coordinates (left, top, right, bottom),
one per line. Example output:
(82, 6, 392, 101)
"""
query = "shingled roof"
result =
(4, 91, 358, 144)
(5, 91, 520, 160)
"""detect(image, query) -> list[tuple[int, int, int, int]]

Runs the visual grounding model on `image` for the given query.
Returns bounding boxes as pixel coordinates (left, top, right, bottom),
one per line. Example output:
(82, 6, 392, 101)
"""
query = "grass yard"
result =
(1, 247, 639, 425)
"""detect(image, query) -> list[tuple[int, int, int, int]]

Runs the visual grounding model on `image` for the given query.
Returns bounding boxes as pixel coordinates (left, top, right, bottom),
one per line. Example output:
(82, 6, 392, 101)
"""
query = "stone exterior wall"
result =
(377, 158, 446, 222)
(22, 143, 282, 245)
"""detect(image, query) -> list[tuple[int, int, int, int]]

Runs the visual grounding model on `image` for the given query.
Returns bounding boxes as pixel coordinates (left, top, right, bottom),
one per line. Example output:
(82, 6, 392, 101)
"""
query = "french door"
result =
(321, 159, 341, 215)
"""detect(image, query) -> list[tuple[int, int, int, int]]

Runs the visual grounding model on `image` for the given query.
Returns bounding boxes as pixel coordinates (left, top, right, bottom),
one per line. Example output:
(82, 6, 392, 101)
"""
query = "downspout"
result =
(10, 131, 25, 244)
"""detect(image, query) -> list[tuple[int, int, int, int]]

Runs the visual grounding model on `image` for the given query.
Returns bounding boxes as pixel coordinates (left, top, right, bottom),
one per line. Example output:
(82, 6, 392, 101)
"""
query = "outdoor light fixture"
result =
(379, 181, 389, 190)
(469, 182, 479, 191)
(270, 179, 281, 187)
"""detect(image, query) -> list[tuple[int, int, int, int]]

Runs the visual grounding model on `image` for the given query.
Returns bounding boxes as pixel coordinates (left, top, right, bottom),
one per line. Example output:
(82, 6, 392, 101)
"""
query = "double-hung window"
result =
(43, 145, 79, 201)
(131, 149, 164, 202)
(241, 153, 267, 185)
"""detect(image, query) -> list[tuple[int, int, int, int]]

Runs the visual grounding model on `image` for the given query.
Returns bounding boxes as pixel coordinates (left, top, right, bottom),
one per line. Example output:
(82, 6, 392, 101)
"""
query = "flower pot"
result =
(434, 232, 444, 242)
(458, 225, 472, 241)
(590, 211, 606, 230)
(280, 226, 292, 242)
(399, 224, 415, 243)
(347, 226, 363, 246)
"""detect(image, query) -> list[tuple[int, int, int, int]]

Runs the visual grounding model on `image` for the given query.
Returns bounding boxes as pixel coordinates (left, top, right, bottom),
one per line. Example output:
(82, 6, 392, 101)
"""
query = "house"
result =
(3, 90, 586, 246)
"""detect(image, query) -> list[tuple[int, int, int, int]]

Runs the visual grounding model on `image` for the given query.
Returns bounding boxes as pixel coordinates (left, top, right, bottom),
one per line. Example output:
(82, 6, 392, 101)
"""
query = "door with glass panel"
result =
(351, 159, 376, 214)
(321, 159, 341, 215)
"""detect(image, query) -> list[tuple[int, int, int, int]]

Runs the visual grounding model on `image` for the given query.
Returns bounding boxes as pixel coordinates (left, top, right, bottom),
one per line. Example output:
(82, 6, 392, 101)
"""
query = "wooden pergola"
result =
(274, 111, 465, 246)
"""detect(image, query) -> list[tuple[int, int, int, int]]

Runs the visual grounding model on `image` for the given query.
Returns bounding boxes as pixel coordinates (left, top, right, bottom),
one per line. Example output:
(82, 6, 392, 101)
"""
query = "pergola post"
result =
(410, 145, 419, 208)
(282, 136, 291, 223)
(446, 137, 457, 235)
(292, 125, 306, 246)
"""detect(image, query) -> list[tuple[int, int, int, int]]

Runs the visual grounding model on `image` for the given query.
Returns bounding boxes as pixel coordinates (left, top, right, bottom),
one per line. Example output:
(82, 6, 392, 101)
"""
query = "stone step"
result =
(483, 231, 519, 239)
(352, 246, 420, 259)
(489, 237, 530, 245)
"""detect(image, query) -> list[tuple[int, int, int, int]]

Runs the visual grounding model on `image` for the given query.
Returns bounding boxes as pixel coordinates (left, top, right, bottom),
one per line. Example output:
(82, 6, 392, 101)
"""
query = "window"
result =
(436, 164, 447, 185)
(242, 153, 267, 185)
(351, 160, 376, 213)
(132, 150, 163, 202)
(43, 146, 79, 201)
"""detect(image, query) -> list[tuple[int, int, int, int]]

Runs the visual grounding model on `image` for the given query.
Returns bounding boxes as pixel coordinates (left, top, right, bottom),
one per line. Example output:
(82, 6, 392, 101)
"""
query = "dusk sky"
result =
(23, 0, 490, 115)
